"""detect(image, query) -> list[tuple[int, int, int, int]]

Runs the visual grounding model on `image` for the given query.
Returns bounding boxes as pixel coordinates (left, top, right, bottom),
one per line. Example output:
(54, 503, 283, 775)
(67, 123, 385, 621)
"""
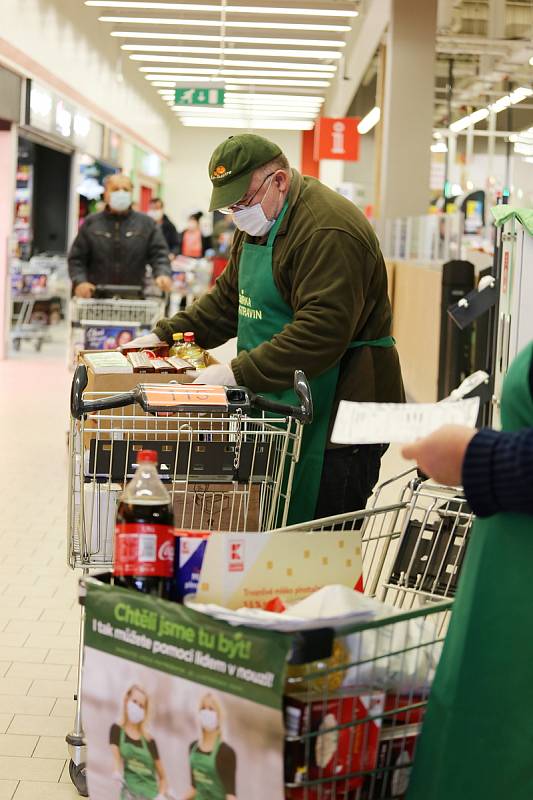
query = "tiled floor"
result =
(0, 352, 80, 799)
(0, 341, 410, 800)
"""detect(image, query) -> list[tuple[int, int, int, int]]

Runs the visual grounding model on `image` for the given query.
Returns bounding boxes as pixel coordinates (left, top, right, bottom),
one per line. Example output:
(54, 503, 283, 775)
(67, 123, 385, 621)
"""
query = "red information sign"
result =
(313, 117, 360, 161)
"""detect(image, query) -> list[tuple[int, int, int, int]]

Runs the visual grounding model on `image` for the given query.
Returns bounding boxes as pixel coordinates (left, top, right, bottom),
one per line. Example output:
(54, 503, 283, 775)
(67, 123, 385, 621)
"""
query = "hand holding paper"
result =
(401, 425, 477, 486)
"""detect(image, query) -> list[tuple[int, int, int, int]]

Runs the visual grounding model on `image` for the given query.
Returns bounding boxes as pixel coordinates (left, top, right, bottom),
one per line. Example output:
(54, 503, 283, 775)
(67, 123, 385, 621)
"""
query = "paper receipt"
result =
(331, 397, 480, 445)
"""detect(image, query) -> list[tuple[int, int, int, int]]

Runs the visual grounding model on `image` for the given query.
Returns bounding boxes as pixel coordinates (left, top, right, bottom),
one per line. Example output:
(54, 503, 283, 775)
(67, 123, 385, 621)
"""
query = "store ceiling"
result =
(82, 0, 359, 130)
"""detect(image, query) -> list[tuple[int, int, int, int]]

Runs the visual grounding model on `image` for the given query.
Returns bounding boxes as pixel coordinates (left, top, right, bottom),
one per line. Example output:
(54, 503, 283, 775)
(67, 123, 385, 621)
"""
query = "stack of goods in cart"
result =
(80, 450, 442, 799)
(81, 333, 209, 374)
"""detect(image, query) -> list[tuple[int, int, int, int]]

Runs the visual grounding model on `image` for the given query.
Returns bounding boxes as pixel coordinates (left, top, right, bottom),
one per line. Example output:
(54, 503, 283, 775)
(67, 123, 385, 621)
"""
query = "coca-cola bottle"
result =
(113, 450, 175, 598)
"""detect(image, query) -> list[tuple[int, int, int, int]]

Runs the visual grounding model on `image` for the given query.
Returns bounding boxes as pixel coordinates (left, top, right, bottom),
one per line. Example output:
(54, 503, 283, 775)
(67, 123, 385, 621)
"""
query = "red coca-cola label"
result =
(114, 524, 175, 577)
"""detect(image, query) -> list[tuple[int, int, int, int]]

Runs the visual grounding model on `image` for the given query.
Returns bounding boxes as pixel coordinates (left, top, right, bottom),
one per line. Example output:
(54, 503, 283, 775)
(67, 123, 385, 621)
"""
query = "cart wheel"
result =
(13, 338, 20, 351)
(69, 760, 88, 797)
(35, 339, 43, 352)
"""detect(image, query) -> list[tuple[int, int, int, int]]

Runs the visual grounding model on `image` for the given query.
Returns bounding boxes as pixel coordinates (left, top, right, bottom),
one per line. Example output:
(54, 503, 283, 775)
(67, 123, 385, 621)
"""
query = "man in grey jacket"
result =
(68, 174, 172, 297)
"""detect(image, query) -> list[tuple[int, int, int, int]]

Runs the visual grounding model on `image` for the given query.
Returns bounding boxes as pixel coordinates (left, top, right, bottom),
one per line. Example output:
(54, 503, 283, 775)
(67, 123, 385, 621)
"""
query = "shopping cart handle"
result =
(93, 284, 144, 299)
(70, 365, 137, 420)
(250, 370, 313, 424)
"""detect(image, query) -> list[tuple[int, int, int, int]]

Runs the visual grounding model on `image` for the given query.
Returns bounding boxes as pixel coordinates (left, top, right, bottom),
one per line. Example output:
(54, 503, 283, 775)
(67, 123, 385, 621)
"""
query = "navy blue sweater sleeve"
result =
(462, 354, 533, 518)
(462, 428, 533, 517)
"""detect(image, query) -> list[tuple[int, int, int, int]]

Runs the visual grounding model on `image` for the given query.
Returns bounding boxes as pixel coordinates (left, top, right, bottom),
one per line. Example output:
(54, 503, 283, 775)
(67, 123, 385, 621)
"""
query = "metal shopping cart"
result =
(66, 365, 313, 794)
(68, 284, 166, 368)
(10, 254, 68, 351)
(274, 469, 475, 612)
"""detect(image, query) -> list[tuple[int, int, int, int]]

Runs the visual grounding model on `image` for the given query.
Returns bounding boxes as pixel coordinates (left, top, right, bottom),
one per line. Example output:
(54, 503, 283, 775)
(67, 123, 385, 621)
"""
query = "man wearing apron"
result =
(402, 342, 533, 799)
(136, 134, 404, 523)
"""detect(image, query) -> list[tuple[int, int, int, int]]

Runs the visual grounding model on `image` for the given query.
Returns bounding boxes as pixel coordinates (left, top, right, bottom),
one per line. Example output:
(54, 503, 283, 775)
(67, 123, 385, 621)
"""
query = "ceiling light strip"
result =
(99, 16, 351, 31)
(123, 44, 342, 58)
(112, 30, 346, 46)
(87, 1, 357, 17)
(139, 60, 336, 70)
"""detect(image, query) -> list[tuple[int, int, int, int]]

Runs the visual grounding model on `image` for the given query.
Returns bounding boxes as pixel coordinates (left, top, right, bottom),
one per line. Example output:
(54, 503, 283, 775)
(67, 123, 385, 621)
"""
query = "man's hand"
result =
(401, 425, 477, 487)
(120, 332, 162, 351)
(191, 363, 237, 386)
(74, 282, 95, 299)
(155, 275, 173, 293)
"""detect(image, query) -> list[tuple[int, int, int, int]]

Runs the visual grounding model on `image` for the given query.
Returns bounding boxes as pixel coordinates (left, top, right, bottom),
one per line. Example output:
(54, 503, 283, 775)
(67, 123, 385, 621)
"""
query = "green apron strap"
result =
(349, 335, 396, 349)
(265, 201, 289, 246)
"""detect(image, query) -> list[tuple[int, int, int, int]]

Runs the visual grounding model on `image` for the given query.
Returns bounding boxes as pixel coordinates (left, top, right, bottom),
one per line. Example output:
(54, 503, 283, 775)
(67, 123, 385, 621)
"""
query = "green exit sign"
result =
(174, 88, 225, 107)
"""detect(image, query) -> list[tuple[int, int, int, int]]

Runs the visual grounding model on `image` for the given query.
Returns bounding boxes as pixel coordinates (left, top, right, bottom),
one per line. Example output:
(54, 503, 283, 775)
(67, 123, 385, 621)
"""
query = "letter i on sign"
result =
(331, 121, 346, 155)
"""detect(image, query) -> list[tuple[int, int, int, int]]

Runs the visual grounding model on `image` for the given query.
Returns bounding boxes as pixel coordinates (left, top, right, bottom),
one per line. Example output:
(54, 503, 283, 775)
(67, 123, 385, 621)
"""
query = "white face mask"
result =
(148, 209, 163, 221)
(232, 176, 278, 237)
(199, 708, 219, 731)
(127, 700, 145, 725)
(109, 190, 132, 212)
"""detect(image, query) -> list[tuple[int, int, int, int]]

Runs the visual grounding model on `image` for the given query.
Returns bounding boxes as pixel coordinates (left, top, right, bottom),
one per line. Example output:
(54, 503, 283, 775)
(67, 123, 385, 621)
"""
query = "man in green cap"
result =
(126, 133, 404, 523)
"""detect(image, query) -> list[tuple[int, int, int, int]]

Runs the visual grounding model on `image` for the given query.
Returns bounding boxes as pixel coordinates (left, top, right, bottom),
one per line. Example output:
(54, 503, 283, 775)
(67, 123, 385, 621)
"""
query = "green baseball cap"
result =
(208, 133, 282, 212)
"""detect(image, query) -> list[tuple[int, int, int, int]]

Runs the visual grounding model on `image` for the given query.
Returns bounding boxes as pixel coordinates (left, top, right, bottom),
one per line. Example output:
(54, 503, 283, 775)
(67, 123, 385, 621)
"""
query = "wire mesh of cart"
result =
(274, 468, 475, 614)
(68, 363, 313, 569)
(68, 284, 166, 366)
(283, 599, 452, 799)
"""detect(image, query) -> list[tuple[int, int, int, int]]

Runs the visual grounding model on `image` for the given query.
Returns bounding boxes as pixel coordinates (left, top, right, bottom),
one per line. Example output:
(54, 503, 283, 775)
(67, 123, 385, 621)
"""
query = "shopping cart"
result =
(78, 572, 450, 800)
(10, 254, 68, 351)
(283, 599, 451, 799)
(68, 284, 166, 367)
(66, 365, 313, 794)
(274, 469, 475, 611)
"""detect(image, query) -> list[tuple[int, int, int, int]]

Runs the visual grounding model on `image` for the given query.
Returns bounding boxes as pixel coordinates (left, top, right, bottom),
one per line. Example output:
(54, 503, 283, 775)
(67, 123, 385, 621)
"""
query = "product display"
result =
(172, 529, 211, 602)
(113, 450, 176, 598)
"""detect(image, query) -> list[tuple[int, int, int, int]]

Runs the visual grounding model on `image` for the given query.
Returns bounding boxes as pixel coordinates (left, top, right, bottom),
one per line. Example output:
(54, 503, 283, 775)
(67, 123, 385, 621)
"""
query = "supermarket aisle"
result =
(0, 355, 80, 799)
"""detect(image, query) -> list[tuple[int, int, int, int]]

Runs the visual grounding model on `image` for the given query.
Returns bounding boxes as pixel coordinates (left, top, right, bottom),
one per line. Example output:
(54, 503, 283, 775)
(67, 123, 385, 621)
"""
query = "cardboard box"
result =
(360, 726, 418, 799)
(284, 691, 386, 798)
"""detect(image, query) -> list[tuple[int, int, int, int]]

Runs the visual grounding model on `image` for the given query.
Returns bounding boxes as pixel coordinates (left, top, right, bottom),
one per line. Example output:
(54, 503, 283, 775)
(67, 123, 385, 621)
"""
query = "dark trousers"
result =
(314, 444, 386, 520)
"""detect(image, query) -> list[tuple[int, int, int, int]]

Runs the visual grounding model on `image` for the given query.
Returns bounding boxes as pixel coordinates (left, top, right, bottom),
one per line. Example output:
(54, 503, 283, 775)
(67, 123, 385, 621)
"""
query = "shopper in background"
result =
(403, 341, 533, 800)
(178, 211, 212, 258)
(68, 174, 172, 298)
(148, 197, 179, 257)
(125, 134, 404, 524)
(183, 693, 237, 800)
(110, 684, 169, 800)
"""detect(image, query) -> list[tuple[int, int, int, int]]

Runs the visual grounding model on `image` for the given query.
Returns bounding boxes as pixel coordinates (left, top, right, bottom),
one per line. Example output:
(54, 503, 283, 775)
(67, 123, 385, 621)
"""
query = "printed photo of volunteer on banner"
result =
(81, 581, 291, 800)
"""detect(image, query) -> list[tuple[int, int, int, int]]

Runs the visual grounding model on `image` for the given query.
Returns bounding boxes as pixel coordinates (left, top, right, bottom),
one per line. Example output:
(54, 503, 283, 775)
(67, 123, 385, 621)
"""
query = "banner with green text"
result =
(82, 580, 291, 800)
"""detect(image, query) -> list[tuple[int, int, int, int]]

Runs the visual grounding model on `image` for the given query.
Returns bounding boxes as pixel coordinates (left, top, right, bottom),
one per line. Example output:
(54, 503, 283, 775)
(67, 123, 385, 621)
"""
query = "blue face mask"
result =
(109, 190, 132, 212)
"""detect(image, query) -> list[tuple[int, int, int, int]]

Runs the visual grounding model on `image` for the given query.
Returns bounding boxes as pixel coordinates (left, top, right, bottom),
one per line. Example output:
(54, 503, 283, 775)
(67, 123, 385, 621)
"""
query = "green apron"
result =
(119, 727, 159, 800)
(236, 202, 394, 524)
(407, 340, 533, 800)
(190, 737, 227, 800)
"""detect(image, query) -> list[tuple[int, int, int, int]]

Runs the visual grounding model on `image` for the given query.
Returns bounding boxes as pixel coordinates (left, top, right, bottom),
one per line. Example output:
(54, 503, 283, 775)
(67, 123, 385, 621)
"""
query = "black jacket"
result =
(68, 209, 171, 289)
(161, 215, 179, 254)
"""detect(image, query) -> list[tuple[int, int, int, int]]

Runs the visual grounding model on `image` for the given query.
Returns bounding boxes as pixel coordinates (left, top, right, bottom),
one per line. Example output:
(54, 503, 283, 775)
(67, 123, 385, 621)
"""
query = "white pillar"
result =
(0, 125, 16, 360)
(378, 0, 438, 219)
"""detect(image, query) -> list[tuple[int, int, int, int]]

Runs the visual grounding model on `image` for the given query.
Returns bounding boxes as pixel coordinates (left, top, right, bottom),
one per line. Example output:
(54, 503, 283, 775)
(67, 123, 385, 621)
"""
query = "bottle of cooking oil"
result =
(181, 331, 207, 369)
(169, 332, 184, 357)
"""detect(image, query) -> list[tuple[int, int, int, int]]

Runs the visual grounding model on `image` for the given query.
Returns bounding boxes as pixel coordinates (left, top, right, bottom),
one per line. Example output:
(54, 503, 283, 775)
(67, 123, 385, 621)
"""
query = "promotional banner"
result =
(83, 324, 150, 350)
(83, 581, 291, 800)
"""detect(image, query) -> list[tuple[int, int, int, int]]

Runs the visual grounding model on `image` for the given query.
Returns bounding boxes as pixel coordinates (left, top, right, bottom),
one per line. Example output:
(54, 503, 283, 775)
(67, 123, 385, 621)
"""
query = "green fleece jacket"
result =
(154, 170, 404, 444)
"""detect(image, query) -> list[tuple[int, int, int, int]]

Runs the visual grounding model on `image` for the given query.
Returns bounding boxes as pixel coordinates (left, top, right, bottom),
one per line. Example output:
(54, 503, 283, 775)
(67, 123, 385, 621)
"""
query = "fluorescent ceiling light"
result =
(530, 57, 533, 66)
(514, 142, 533, 156)
(140, 60, 335, 71)
(152, 76, 330, 86)
(124, 44, 342, 58)
(88, 1, 357, 16)
(99, 16, 351, 31)
(357, 106, 380, 134)
(173, 107, 318, 118)
(112, 31, 346, 46)
(449, 107, 489, 132)
(431, 141, 448, 153)
(489, 95, 512, 113)
(489, 87, 533, 114)
(133, 54, 336, 65)
(148, 69, 332, 78)
(178, 116, 314, 129)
